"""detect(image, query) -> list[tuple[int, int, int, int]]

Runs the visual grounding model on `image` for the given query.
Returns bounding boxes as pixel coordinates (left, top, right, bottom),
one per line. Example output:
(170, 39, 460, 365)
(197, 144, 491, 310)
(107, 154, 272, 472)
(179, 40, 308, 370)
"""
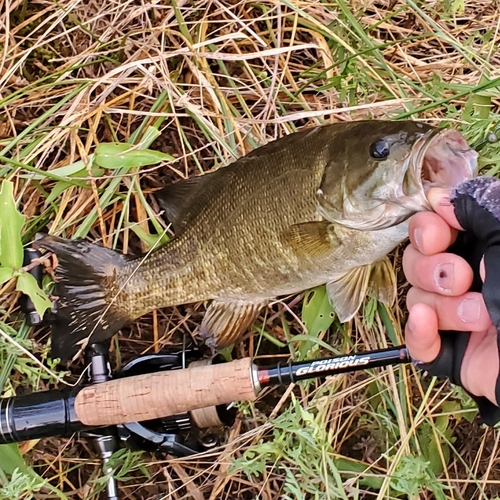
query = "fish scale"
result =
(123, 152, 324, 308)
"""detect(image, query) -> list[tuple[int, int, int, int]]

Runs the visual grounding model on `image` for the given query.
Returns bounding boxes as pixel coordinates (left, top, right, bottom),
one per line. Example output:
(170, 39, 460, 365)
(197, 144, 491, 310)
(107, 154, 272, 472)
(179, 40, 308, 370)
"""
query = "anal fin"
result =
(326, 266, 371, 323)
(326, 257, 396, 323)
(200, 299, 267, 348)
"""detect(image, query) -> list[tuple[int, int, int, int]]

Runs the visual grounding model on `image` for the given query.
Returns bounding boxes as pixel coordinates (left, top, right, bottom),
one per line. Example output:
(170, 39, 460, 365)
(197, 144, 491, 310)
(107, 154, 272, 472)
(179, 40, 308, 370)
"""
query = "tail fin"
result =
(34, 235, 131, 360)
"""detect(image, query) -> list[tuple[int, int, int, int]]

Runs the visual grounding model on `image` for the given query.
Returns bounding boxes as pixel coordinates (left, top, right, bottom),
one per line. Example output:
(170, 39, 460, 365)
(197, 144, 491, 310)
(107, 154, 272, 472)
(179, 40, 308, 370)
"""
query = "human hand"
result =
(403, 186, 499, 408)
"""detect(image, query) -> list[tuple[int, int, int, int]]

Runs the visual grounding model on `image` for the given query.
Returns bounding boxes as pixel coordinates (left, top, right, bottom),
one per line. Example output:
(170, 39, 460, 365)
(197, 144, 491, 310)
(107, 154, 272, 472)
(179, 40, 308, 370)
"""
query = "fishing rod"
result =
(1, 345, 410, 499)
(0, 344, 409, 444)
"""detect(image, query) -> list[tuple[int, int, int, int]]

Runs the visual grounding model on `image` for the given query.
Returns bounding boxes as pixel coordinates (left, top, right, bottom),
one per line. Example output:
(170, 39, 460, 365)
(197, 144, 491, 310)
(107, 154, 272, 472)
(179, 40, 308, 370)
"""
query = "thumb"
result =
(427, 187, 464, 231)
(405, 303, 441, 363)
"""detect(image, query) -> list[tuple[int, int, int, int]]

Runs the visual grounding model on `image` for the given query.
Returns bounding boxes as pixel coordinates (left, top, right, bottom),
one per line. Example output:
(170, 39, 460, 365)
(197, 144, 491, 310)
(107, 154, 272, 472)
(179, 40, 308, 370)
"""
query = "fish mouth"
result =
(407, 128, 478, 205)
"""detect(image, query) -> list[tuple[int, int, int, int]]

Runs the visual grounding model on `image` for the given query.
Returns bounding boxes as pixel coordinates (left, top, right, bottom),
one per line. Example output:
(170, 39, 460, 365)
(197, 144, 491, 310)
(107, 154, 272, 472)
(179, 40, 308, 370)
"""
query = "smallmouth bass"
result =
(36, 121, 477, 359)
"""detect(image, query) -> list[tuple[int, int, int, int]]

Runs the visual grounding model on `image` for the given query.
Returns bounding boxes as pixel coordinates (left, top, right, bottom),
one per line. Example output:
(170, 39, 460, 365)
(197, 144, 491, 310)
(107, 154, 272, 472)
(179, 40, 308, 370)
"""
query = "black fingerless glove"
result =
(418, 176, 500, 426)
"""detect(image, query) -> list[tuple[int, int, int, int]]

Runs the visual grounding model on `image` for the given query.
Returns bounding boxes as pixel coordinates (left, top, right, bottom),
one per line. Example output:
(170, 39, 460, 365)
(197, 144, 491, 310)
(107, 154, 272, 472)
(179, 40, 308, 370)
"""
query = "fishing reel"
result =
(113, 349, 236, 456)
(55, 347, 236, 500)
(3, 343, 237, 500)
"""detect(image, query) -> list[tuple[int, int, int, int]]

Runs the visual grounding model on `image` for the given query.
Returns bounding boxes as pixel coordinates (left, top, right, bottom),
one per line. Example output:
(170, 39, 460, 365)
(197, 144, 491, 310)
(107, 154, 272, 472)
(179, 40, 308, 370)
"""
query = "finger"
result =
(403, 245, 473, 295)
(461, 326, 499, 404)
(407, 288, 492, 332)
(409, 212, 458, 255)
(427, 187, 464, 230)
(405, 303, 441, 363)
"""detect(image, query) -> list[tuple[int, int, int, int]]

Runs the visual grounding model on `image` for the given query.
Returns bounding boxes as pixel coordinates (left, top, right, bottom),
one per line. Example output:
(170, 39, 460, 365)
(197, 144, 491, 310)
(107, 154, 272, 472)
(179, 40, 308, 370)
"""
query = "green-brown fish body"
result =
(38, 121, 477, 359)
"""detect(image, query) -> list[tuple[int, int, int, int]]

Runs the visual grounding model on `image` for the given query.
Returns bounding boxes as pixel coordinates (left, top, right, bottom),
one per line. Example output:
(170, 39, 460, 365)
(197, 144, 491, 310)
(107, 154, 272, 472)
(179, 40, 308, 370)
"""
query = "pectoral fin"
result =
(200, 299, 268, 348)
(326, 258, 396, 322)
(282, 221, 341, 258)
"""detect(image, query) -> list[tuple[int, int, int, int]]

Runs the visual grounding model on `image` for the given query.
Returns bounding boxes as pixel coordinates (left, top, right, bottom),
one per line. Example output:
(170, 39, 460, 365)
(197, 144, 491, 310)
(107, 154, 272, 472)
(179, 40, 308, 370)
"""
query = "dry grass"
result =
(1, 0, 500, 499)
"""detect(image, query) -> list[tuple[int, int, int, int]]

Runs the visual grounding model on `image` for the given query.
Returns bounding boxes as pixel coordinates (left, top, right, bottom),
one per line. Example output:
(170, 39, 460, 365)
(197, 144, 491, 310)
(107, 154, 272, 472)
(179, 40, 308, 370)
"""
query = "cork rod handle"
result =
(74, 357, 257, 427)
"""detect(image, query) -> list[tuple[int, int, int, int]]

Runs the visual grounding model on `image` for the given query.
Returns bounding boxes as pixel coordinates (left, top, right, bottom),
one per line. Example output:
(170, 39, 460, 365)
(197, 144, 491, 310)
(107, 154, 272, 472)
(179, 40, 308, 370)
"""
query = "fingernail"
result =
(438, 196, 451, 207)
(413, 227, 423, 251)
(427, 188, 451, 208)
(458, 297, 481, 323)
(433, 263, 454, 293)
(406, 315, 415, 333)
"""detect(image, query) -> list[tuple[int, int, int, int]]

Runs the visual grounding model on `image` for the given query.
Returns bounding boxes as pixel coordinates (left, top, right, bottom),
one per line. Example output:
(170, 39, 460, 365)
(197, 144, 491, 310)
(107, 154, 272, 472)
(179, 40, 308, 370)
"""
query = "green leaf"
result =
(45, 180, 73, 206)
(300, 286, 335, 358)
(20, 156, 104, 182)
(0, 181, 25, 270)
(0, 446, 69, 499)
(49, 157, 104, 179)
(378, 302, 398, 345)
(332, 457, 383, 490)
(302, 286, 336, 336)
(289, 335, 336, 354)
(0, 444, 28, 475)
(15, 273, 51, 317)
(138, 126, 162, 149)
(0, 267, 14, 285)
(129, 225, 167, 250)
(94, 143, 174, 170)
(49, 159, 89, 178)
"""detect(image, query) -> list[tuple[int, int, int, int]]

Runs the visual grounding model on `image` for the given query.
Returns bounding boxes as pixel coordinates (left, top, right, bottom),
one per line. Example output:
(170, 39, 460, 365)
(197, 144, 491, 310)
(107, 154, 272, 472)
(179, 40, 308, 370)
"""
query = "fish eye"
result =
(369, 140, 390, 160)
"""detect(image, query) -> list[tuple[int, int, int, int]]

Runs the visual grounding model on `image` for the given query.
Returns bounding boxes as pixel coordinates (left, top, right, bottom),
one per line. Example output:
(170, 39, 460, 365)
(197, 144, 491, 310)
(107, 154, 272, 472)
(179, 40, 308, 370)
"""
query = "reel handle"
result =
(0, 347, 409, 440)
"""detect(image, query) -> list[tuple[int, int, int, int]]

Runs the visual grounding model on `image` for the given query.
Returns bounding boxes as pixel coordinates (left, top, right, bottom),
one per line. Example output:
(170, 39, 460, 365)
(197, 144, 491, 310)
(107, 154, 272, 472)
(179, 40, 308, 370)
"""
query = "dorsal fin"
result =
(156, 177, 204, 234)
(156, 174, 218, 235)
